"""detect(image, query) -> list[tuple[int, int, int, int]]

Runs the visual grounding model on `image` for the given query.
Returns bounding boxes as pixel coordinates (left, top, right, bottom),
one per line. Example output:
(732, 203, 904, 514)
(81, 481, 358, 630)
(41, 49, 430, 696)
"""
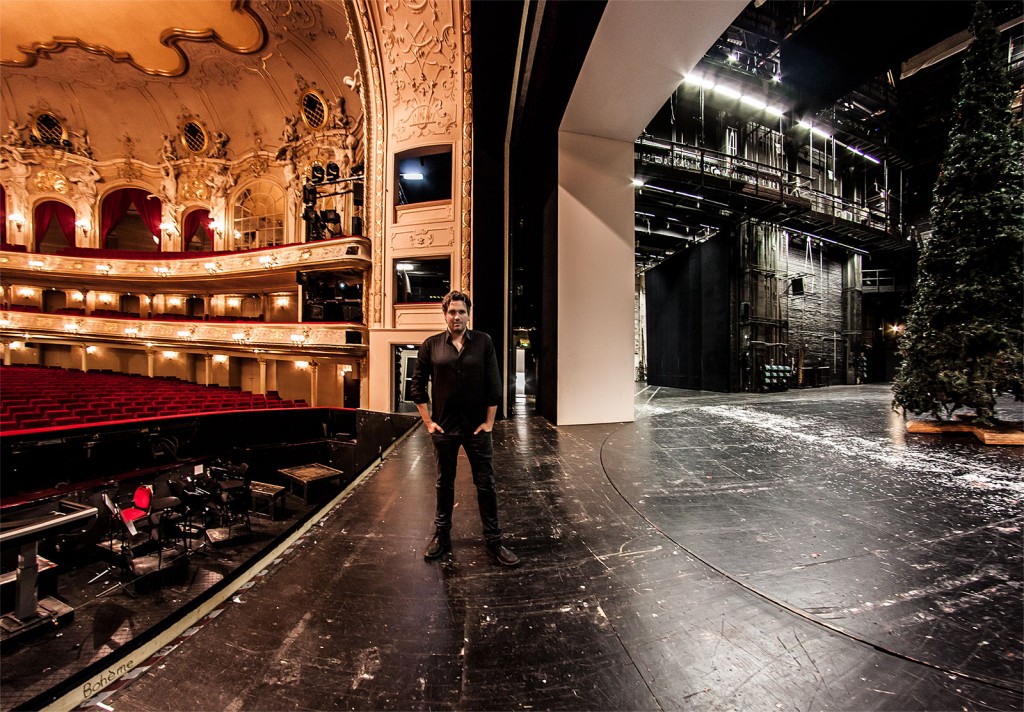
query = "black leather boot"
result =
(486, 542, 520, 568)
(423, 530, 451, 560)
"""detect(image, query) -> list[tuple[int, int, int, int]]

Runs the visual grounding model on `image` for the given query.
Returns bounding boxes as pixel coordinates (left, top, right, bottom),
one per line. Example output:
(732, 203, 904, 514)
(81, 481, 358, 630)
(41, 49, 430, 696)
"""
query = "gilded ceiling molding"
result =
(346, 0, 387, 328)
(1, 1, 267, 78)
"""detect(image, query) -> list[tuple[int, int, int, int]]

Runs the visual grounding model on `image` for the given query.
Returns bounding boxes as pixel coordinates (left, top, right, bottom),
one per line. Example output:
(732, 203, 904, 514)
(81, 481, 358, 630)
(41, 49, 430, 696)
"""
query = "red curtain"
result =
(33, 201, 76, 249)
(0, 184, 7, 244)
(100, 188, 162, 250)
(100, 189, 134, 245)
(182, 209, 211, 249)
(132, 192, 163, 241)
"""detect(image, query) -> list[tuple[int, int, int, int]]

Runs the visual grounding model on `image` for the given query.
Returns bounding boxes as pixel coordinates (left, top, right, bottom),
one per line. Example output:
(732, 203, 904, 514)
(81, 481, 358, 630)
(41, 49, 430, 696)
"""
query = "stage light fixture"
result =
(311, 164, 325, 183)
(326, 162, 340, 181)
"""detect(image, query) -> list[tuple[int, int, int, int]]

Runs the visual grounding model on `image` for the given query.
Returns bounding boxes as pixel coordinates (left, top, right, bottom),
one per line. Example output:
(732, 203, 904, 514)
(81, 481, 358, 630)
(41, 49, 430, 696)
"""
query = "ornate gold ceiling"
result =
(0, 0, 360, 163)
(0, 0, 265, 76)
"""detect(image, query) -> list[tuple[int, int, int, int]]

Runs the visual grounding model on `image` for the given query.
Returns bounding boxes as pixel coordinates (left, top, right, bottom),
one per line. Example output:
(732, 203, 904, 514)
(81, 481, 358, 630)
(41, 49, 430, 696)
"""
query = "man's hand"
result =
(473, 406, 497, 434)
(426, 420, 445, 434)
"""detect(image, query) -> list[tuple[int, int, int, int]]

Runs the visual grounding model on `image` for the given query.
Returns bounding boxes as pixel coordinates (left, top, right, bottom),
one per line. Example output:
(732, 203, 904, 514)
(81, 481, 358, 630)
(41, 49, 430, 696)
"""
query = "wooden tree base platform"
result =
(907, 419, 1024, 445)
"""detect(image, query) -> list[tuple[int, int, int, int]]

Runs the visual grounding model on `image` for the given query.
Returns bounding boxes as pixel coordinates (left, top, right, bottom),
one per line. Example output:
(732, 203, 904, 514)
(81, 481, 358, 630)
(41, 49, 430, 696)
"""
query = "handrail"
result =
(635, 135, 894, 233)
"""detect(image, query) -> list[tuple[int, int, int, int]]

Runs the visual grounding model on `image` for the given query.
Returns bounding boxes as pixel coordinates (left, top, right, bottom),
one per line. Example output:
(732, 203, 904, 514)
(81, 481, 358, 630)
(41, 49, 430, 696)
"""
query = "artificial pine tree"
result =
(892, 1, 1023, 425)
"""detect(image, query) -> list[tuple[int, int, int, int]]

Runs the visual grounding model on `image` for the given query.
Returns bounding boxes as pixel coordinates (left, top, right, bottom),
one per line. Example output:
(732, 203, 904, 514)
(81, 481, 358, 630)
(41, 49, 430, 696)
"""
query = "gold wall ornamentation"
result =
(34, 169, 70, 194)
(389, 226, 454, 250)
(459, 3, 472, 293)
(380, 0, 458, 142)
(347, 0, 386, 327)
(179, 175, 210, 203)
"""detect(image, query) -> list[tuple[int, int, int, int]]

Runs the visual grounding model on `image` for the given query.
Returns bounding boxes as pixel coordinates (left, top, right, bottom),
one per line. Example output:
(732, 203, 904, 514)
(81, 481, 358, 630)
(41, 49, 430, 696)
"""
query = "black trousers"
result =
(430, 431, 502, 544)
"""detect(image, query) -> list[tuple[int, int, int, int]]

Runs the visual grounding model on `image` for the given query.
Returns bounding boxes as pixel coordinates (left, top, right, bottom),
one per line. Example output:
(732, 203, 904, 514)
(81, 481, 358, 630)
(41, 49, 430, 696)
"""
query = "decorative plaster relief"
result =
(389, 226, 453, 251)
(380, 0, 458, 141)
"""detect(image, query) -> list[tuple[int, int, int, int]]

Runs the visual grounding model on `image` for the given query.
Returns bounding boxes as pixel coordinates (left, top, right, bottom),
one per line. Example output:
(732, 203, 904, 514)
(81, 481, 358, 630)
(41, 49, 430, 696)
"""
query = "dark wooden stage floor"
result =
(17, 385, 1024, 710)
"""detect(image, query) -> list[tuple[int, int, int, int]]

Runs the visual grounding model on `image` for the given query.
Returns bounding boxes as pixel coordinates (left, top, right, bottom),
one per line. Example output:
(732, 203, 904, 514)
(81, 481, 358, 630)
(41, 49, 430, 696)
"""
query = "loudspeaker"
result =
(350, 216, 362, 235)
(790, 278, 804, 296)
(740, 302, 750, 320)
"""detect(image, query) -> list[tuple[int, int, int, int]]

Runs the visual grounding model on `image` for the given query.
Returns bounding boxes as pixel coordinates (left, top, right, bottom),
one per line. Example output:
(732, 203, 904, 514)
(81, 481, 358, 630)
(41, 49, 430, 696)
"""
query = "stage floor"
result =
(11, 385, 1024, 711)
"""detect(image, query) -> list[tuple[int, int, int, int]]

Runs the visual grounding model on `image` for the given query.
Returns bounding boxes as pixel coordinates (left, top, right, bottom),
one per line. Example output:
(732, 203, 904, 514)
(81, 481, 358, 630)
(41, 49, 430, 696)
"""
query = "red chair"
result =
(120, 485, 153, 536)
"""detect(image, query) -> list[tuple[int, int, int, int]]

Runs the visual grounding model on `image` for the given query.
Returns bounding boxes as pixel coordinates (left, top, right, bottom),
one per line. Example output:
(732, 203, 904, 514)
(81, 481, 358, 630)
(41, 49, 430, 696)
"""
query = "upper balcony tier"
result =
(0, 236, 371, 294)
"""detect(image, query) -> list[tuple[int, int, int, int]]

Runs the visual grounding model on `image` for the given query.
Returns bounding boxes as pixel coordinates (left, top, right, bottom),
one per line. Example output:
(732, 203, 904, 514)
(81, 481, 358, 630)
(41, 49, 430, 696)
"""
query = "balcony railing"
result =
(0, 311, 367, 355)
(0, 236, 371, 283)
(635, 136, 894, 234)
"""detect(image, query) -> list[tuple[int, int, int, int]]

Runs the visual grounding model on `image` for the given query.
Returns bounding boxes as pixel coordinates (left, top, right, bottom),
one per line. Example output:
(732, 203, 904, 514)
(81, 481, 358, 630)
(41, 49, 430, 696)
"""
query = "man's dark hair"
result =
(441, 290, 472, 312)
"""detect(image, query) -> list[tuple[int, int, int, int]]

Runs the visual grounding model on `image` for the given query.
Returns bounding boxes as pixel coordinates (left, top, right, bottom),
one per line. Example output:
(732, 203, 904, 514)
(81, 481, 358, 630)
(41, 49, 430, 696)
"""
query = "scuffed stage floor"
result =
(95, 385, 1023, 710)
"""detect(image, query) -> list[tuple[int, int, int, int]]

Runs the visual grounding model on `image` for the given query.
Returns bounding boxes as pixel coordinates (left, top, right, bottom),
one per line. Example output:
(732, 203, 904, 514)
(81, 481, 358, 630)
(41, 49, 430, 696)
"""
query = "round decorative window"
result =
(181, 120, 209, 155)
(32, 112, 67, 146)
(300, 90, 329, 130)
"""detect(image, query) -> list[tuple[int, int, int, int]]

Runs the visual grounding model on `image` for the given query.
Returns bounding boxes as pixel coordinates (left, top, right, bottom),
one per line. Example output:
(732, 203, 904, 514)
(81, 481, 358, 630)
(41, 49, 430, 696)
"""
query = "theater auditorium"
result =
(1, 1, 1021, 710)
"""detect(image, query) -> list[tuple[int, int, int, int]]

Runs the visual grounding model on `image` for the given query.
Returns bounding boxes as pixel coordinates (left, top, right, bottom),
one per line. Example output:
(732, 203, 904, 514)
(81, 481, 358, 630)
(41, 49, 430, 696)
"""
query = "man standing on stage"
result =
(409, 290, 520, 567)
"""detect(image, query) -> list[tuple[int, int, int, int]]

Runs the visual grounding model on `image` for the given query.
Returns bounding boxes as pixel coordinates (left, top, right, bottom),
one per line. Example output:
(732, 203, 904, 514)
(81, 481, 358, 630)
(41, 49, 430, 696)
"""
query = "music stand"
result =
(89, 494, 136, 597)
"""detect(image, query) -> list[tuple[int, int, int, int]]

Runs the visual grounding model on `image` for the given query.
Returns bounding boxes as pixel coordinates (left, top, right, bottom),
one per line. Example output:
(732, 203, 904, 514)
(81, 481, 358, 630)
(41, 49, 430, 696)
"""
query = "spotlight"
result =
(302, 182, 318, 206)
(326, 162, 340, 181)
(311, 164, 325, 183)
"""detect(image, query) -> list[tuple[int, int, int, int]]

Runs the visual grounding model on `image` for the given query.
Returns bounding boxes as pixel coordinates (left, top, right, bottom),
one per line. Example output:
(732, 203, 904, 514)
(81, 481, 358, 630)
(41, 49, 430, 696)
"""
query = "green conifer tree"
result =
(892, 1, 1023, 425)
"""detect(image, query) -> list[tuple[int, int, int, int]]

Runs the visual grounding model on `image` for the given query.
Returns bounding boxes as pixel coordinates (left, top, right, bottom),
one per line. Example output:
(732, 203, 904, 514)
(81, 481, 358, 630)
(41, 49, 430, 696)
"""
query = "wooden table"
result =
(250, 481, 287, 519)
(278, 464, 344, 505)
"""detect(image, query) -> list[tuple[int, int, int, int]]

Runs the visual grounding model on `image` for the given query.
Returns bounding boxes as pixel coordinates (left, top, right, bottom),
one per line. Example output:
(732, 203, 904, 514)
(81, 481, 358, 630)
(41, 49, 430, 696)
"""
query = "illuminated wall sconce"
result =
(86, 345, 98, 354)
(154, 266, 171, 276)
(70, 291, 84, 302)
(213, 354, 228, 364)
(341, 364, 353, 373)
(98, 293, 115, 305)
(28, 259, 45, 271)
(231, 331, 248, 344)
(0, 318, 10, 328)
(204, 262, 221, 274)
(258, 255, 278, 269)
(8, 213, 25, 233)
(10, 341, 24, 350)
(124, 327, 140, 337)
(97, 263, 112, 274)
(75, 218, 91, 237)
(227, 297, 242, 309)
(63, 322, 80, 333)
(295, 361, 309, 369)
(275, 296, 290, 308)
(290, 333, 306, 343)
(176, 329, 192, 338)
(167, 297, 183, 308)
(162, 350, 178, 359)
(17, 287, 36, 298)
(159, 221, 179, 236)
(208, 220, 224, 238)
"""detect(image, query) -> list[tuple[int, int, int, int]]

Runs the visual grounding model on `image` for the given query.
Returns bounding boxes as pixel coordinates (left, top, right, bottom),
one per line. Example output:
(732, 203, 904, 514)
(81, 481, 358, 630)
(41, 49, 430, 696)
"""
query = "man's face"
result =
(445, 300, 469, 336)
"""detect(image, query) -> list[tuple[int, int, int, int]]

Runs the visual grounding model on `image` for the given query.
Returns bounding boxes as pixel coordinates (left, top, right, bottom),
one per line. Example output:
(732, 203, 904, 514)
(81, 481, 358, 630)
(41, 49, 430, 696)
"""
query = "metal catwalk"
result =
(94, 385, 1022, 710)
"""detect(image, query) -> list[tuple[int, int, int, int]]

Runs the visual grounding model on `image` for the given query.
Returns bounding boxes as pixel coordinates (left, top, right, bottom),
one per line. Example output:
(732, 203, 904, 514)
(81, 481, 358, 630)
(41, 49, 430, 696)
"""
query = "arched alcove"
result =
(232, 180, 285, 250)
(182, 207, 213, 252)
(101, 188, 162, 251)
(33, 200, 76, 254)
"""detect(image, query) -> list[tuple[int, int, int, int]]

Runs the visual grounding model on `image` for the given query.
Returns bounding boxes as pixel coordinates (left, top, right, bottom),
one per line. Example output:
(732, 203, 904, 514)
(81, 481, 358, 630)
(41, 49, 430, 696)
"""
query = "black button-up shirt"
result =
(409, 329, 501, 434)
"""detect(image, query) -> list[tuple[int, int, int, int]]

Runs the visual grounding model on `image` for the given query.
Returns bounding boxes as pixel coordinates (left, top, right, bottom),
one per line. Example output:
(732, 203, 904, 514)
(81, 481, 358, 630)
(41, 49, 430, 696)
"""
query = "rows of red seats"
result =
(0, 365, 308, 433)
